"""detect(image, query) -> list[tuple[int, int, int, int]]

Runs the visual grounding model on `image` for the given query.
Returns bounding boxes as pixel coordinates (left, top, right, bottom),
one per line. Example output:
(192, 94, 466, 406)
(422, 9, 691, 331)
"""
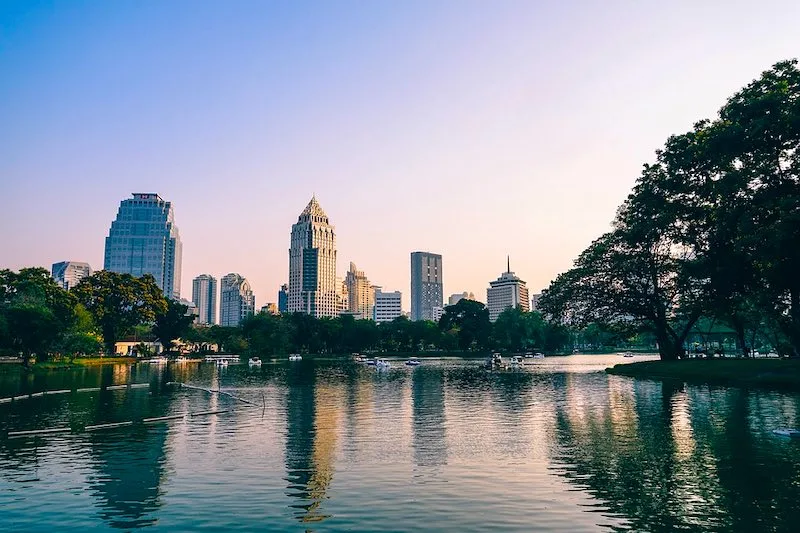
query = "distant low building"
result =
(115, 337, 163, 357)
(374, 289, 402, 323)
(432, 306, 444, 323)
(51, 261, 92, 290)
(261, 302, 279, 315)
(448, 291, 475, 306)
(530, 293, 542, 311)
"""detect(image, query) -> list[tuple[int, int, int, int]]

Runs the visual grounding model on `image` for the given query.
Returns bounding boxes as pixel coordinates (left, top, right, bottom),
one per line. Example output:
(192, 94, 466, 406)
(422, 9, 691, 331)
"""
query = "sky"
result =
(2, 0, 800, 310)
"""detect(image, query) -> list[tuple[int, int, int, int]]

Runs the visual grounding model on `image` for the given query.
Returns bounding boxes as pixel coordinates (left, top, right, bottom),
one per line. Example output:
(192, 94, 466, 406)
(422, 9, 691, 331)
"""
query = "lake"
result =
(2, 355, 800, 532)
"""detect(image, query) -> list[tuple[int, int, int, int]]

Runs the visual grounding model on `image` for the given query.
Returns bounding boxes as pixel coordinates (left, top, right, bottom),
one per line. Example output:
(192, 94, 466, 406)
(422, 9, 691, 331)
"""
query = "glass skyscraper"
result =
(104, 193, 183, 299)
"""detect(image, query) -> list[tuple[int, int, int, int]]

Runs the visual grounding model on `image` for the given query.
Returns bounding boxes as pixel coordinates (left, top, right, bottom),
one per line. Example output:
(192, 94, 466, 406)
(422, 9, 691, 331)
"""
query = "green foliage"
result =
(439, 299, 491, 351)
(539, 59, 800, 359)
(153, 299, 194, 352)
(73, 271, 168, 354)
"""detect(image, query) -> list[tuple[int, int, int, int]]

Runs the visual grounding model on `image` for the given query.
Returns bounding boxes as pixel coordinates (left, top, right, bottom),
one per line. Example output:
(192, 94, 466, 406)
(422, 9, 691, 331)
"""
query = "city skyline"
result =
(3, 2, 800, 307)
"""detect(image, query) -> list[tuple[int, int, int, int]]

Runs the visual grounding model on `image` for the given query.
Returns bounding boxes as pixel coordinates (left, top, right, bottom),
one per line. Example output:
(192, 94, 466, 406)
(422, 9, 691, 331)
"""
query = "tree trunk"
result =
(655, 322, 680, 361)
(731, 315, 747, 358)
(790, 287, 800, 358)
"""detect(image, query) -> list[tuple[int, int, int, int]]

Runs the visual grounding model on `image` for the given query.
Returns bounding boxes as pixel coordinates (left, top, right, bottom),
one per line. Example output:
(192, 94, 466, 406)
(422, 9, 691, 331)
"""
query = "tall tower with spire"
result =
(486, 256, 530, 321)
(288, 196, 338, 317)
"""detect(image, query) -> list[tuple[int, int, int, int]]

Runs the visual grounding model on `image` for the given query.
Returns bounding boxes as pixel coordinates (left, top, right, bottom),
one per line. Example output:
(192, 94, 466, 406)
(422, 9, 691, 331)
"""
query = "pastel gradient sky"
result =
(2, 1, 799, 309)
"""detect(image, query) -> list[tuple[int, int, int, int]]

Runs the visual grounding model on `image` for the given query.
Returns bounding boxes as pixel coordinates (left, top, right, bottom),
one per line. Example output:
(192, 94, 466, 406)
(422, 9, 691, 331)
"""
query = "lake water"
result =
(2, 355, 800, 532)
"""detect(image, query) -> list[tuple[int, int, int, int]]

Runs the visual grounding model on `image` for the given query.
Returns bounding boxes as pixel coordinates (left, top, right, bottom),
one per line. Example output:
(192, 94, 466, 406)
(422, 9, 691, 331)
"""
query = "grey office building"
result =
(278, 283, 288, 313)
(192, 274, 217, 325)
(220, 273, 255, 327)
(410, 252, 443, 321)
(104, 193, 183, 299)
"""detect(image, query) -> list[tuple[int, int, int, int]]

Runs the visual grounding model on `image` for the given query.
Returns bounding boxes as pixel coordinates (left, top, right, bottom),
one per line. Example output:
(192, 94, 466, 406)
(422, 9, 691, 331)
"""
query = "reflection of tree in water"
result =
(412, 367, 447, 467)
(284, 364, 342, 525)
(553, 376, 800, 532)
(88, 425, 169, 529)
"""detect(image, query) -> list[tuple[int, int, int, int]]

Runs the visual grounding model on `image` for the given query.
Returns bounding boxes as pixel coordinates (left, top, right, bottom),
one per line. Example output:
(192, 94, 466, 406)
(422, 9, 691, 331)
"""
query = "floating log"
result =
(0, 397, 13, 403)
(8, 427, 72, 438)
(12, 395, 29, 401)
(106, 385, 128, 391)
(76, 387, 101, 393)
(47, 389, 71, 395)
(190, 409, 230, 417)
(29, 392, 45, 398)
(143, 414, 185, 423)
(84, 421, 134, 431)
(129, 383, 150, 389)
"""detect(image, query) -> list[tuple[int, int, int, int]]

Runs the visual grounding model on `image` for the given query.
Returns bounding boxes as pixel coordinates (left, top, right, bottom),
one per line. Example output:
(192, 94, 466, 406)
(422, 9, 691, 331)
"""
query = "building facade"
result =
(261, 302, 279, 315)
(51, 261, 92, 290)
(530, 293, 542, 312)
(374, 289, 402, 323)
(288, 196, 338, 318)
(104, 193, 183, 299)
(344, 262, 374, 320)
(410, 252, 443, 321)
(448, 291, 476, 306)
(486, 258, 530, 321)
(191, 274, 217, 325)
(278, 283, 289, 313)
(220, 273, 255, 327)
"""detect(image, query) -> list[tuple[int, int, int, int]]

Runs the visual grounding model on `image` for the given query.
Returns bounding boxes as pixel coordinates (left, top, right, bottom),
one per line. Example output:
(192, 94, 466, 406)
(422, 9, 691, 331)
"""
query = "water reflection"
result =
(412, 367, 447, 468)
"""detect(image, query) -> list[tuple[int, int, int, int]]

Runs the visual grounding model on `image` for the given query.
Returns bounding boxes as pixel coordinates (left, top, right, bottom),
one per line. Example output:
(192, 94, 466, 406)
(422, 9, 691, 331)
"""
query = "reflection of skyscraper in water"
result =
(284, 368, 343, 524)
(412, 367, 447, 467)
(88, 426, 169, 529)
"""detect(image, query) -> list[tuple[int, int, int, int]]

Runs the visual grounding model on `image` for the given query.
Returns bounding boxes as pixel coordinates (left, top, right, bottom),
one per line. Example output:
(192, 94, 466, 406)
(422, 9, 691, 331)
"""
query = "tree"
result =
(153, 299, 194, 353)
(73, 271, 167, 355)
(241, 313, 291, 355)
(439, 299, 491, 351)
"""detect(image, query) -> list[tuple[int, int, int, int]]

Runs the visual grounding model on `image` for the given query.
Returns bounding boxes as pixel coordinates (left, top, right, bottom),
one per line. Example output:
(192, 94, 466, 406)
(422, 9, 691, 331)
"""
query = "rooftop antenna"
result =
(507, 255, 510, 273)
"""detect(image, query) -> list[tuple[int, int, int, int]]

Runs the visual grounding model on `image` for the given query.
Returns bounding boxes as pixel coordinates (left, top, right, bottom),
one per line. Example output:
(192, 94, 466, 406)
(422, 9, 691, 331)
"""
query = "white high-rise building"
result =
(373, 289, 402, 323)
(288, 196, 338, 318)
(220, 273, 255, 327)
(191, 274, 217, 325)
(51, 261, 92, 290)
(486, 257, 530, 322)
(345, 262, 374, 320)
(530, 293, 542, 312)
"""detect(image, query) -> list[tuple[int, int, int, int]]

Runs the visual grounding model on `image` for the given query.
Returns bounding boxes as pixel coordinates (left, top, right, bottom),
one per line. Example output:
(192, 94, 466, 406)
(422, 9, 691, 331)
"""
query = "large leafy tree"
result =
(73, 271, 167, 354)
(439, 299, 491, 351)
(153, 299, 195, 353)
(0, 267, 76, 362)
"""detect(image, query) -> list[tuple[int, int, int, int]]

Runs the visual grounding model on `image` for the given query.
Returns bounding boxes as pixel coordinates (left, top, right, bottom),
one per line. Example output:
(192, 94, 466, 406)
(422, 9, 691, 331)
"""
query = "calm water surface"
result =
(2, 355, 800, 532)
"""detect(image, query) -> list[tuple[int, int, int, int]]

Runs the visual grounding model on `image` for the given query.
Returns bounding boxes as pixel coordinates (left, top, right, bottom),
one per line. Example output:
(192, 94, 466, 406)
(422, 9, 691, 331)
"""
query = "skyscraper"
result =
(220, 273, 255, 327)
(51, 261, 92, 290)
(486, 257, 530, 321)
(410, 252, 443, 321)
(191, 274, 217, 325)
(288, 196, 338, 318)
(344, 262, 374, 320)
(104, 193, 183, 299)
(448, 292, 476, 306)
(278, 283, 289, 313)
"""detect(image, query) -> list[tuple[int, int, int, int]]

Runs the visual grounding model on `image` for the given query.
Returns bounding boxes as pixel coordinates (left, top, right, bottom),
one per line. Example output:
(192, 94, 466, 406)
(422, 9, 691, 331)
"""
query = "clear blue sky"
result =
(2, 0, 799, 308)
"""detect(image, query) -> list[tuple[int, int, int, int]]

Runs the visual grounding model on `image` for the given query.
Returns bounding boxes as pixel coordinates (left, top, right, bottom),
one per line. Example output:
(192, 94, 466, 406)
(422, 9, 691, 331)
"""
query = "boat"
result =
(533, 352, 545, 359)
(288, 354, 302, 361)
(485, 352, 504, 369)
(622, 352, 634, 358)
(375, 358, 391, 368)
(773, 428, 800, 438)
(366, 359, 376, 366)
(147, 356, 168, 364)
(510, 355, 524, 366)
(524, 352, 533, 359)
(248, 357, 262, 367)
(405, 359, 421, 366)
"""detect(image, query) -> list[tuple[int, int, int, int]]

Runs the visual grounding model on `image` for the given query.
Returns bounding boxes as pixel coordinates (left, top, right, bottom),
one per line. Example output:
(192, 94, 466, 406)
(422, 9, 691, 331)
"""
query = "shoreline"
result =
(606, 359, 800, 389)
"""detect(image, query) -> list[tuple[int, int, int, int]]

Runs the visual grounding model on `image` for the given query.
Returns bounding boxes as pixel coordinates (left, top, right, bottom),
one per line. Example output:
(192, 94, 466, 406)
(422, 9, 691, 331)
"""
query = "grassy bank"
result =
(2, 357, 139, 371)
(607, 358, 800, 389)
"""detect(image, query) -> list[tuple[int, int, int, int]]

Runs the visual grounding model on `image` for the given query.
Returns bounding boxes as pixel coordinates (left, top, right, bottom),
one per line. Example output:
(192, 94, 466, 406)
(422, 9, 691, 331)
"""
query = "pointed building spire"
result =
(507, 255, 510, 273)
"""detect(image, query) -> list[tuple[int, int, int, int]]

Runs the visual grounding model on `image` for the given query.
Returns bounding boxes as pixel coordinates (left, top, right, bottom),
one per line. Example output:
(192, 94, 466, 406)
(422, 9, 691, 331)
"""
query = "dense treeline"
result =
(1, 268, 584, 361)
(538, 60, 800, 360)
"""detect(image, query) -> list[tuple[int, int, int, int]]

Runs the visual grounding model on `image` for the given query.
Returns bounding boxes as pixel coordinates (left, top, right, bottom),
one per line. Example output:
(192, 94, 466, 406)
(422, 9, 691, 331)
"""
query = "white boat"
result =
(533, 353, 545, 359)
(366, 359, 376, 366)
(524, 352, 533, 359)
(405, 359, 421, 366)
(248, 357, 262, 367)
(375, 358, 390, 368)
(773, 428, 800, 438)
(510, 355, 524, 365)
(622, 352, 634, 358)
(147, 356, 168, 364)
(289, 354, 302, 361)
